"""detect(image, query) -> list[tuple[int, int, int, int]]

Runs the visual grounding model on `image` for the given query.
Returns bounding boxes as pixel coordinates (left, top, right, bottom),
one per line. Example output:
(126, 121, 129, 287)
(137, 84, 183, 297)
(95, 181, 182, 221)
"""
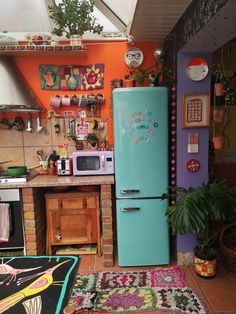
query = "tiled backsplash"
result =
(0, 118, 107, 170)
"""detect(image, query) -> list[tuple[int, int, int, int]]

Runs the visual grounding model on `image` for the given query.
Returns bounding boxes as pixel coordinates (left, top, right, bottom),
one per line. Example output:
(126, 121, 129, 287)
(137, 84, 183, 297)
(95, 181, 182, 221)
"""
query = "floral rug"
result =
(69, 266, 207, 313)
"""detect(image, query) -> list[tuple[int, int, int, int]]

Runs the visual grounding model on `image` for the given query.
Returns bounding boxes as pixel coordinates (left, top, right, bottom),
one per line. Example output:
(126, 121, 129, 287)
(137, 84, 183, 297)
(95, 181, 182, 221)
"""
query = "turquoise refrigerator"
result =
(113, 87, 169, 266)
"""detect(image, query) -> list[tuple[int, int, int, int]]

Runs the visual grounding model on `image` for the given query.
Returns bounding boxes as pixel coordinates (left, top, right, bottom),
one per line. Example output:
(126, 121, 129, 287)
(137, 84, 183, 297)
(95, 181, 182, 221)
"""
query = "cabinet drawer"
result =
(62, 198, 83, 209)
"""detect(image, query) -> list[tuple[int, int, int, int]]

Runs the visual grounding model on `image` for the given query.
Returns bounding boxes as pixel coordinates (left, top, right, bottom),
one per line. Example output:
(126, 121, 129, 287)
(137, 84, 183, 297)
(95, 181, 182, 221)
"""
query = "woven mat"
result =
(0, 255, 80, 314)
(69, 266, 207, 313)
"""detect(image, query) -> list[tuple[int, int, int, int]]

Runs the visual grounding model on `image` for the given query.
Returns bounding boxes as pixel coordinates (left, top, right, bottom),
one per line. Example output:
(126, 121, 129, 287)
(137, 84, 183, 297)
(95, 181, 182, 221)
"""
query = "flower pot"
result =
(214, 83, 223, 96)
(124, 80, 135, 87)
(75, 141, 83, 150)
(212, 136, 224, 150)
(194, 247, 217, 278)
(213, 108, 224, 123)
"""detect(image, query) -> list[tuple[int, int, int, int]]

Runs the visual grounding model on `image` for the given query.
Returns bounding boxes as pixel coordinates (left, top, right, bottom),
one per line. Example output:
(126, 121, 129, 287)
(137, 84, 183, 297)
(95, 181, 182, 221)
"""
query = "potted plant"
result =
(124, 66, 149, 87)
(162, 180, 236, 277)
(85, 132, 100, 149)
(48, 0, 103, 44)
(65, 133, 83, 150)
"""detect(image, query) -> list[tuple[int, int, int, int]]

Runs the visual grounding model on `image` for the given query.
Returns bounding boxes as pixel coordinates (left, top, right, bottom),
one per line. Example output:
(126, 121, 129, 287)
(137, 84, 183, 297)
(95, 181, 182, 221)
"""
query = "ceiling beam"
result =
(93, 0, 127, 32)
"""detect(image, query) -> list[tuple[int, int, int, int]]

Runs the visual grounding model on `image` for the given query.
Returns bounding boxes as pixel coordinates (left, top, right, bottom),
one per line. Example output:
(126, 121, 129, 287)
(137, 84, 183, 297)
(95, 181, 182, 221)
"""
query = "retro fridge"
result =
(113, 87, 169, 266)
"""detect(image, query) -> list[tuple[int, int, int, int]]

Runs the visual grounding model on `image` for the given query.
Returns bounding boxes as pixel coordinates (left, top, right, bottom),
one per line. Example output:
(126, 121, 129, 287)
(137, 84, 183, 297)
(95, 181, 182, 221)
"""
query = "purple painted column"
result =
(176, 52, 211, 254)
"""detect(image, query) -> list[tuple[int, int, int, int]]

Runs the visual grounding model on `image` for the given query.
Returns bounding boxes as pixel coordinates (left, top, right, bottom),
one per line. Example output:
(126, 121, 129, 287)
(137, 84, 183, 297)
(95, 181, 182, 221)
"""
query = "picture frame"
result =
(182, 93, 210, 128)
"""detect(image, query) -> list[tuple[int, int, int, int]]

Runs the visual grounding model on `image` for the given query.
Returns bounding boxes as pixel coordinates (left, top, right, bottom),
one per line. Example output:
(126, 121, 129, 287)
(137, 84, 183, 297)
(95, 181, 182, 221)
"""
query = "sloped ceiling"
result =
(129, 0, 192, 43)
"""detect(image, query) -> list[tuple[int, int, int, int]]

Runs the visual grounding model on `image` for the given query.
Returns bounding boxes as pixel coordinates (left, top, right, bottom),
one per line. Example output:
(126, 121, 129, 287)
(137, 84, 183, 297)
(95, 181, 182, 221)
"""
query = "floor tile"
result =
(200, 282, 236, 312)
(79, 254, 95, 270)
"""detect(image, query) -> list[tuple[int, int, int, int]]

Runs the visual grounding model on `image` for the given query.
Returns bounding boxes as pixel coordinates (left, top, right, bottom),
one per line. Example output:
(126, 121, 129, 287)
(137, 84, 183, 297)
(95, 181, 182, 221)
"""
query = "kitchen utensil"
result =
(36, 150, 44, 161)
(26, 113, 32, 132)
(12, 117, 25, 131)
(7, 166, 27, 176)
(36, 113, 43, 132)
(69, 118, 75, 134)
(0, 160, 12, 165)
(54, 118, 60, 133)
(28, 164, 41, 170)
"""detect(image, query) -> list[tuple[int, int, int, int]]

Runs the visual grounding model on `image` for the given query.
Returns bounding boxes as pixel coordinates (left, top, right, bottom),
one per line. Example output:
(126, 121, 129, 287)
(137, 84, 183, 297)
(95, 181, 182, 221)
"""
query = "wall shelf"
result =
(0, 104, 44, 113)
(0, 44, 87, 56)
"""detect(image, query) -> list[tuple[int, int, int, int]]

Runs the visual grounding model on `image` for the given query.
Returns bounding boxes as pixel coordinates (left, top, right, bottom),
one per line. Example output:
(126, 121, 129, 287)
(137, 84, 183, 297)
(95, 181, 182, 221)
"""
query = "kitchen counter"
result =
(0, 174, 115, 189)
(0, 174, 115, 267)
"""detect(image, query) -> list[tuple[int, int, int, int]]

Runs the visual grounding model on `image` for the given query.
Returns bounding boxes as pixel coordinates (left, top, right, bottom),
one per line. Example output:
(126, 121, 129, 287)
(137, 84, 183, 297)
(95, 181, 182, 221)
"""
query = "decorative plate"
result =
(186, 58, 209, 81)
(125, 47, 144, 68)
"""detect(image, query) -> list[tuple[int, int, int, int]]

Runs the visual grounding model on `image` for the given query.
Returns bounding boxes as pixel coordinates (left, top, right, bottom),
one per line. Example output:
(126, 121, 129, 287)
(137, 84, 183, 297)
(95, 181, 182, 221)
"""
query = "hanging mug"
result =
(71, 95, 79, 105)
(79, 95, 88, 107)
(50, 95, 61, 108)
(61, 95, 71, 106)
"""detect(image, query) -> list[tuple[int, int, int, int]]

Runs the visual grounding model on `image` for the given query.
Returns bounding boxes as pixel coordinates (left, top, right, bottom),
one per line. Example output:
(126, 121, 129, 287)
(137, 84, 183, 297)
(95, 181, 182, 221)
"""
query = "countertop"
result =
(0, 174, 115, 189)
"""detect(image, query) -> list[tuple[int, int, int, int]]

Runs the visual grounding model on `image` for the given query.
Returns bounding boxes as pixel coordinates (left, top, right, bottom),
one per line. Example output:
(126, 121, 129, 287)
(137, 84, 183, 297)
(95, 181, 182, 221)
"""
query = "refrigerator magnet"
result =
(186, 159, 200, 173)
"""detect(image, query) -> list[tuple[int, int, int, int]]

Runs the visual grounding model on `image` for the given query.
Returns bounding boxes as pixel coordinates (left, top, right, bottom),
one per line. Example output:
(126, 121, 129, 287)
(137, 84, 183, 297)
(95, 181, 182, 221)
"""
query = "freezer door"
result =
(116, 198, 169, 266)
(113, 87, 168, 198)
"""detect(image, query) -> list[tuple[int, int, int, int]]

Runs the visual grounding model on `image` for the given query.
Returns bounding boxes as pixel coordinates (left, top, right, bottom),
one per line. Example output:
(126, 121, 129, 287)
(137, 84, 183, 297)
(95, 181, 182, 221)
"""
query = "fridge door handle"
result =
(121, 207, 140, 212)
(120, 189, 140, 194)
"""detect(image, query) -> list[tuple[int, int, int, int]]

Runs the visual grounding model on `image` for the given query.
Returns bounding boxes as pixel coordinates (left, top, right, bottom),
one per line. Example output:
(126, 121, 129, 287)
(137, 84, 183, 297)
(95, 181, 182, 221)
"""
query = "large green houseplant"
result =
(48, 0, 104, 38)
(162, 180, 236, 277)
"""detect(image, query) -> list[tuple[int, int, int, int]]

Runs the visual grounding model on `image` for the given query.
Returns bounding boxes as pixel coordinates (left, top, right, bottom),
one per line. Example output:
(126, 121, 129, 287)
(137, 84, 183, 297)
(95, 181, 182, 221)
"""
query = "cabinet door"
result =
(48, 194, 99, 245)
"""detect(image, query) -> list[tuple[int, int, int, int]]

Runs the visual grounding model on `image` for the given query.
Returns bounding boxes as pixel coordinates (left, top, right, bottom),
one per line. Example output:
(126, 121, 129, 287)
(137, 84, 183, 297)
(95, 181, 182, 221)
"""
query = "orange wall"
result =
(14, 41, 158, 145)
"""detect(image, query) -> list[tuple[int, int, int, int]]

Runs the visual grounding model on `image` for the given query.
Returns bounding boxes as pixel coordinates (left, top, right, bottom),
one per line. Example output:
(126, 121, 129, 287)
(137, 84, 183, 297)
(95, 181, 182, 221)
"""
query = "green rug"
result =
(69, 266, 207, 313)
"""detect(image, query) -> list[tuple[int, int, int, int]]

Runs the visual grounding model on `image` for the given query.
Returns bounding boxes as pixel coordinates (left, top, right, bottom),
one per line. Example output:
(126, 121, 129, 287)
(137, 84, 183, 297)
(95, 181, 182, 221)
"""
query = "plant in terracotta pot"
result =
(65, 133, 83, 150)
(162, 180, 236, 277)
(124, 66, 149, 87)
(48, 0, 104, 43)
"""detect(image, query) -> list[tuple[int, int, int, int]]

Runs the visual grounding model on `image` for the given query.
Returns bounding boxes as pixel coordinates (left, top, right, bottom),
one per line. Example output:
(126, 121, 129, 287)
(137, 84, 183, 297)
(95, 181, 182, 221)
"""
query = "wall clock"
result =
(125, 47, 144, 68)
(186, 57, 209, 81)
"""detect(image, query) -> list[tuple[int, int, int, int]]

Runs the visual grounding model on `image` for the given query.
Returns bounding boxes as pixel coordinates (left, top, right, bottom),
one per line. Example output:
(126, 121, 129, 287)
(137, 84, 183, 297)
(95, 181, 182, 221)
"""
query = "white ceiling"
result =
(0, 0, 192, 45)
(129, 0, 192, 43)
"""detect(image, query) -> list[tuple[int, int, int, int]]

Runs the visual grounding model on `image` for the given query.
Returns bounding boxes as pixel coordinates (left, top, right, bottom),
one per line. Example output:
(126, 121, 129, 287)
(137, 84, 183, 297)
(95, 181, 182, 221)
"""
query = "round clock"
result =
(186, 57, 209, 81)
(125, 47, 144, 68)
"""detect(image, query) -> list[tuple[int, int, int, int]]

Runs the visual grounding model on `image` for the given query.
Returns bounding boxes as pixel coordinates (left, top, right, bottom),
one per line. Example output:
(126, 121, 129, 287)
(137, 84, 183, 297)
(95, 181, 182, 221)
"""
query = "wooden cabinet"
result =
(45, 192, 101, 256)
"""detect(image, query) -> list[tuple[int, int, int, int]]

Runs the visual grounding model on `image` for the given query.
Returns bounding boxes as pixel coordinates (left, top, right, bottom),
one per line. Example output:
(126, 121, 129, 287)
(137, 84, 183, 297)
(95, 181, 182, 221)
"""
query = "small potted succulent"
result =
(48, 0, 104, 44)
(162, 180, 236, 277)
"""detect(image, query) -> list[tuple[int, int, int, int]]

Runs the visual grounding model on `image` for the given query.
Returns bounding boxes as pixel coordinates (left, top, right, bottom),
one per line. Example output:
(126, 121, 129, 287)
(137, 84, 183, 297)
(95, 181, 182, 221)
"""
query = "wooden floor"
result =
(76, 254, 236, 314)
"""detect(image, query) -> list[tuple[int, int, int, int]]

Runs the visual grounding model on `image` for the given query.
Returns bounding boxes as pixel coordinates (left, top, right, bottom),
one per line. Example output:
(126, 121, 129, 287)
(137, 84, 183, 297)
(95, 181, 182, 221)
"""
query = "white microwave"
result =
(72, 150, 114, 176)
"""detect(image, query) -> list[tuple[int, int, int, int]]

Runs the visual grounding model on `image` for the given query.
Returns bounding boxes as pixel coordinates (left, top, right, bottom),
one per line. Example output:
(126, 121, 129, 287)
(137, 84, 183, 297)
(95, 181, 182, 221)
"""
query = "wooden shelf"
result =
(0, 44, 87, 56)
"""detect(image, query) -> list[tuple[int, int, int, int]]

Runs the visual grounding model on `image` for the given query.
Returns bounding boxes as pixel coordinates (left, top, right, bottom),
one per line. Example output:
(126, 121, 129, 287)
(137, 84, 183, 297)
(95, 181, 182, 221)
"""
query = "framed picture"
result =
(182, 93, 210, 128)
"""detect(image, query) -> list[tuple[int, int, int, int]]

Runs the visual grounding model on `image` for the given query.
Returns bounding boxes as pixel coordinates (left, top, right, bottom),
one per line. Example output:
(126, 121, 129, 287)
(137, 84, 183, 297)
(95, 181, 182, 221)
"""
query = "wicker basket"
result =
(219, 223, 236, 275)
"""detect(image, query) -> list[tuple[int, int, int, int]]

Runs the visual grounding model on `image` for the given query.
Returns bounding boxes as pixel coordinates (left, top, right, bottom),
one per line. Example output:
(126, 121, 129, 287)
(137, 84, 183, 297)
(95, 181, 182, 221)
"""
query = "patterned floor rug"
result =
(69, 266, 207, 313)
